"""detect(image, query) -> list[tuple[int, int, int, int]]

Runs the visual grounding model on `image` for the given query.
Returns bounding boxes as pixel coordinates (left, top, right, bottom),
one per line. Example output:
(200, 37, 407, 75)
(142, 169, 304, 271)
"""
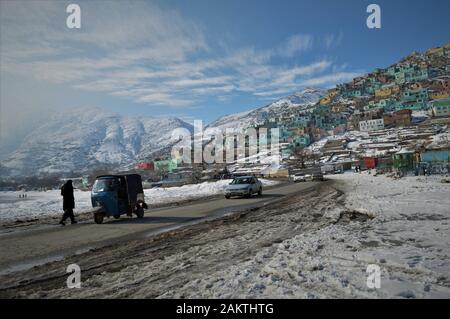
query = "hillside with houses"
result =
(131, 43, 450, 185)
(247, 43, 450, 153)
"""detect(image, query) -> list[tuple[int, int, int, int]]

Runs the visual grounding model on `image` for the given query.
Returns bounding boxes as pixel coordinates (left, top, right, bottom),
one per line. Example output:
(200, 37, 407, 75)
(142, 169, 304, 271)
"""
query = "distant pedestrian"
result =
(59, 180, 77, 226)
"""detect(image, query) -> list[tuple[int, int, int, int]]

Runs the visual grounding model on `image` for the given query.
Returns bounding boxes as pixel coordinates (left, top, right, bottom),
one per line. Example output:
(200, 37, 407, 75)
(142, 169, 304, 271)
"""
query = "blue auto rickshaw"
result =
(91, 174, 148, 224)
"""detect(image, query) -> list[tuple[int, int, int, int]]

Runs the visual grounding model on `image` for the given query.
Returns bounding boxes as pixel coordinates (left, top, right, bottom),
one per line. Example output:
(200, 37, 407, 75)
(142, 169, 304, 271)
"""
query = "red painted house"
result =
(136, 162, 154, 171)
(364, 157, 378, 169)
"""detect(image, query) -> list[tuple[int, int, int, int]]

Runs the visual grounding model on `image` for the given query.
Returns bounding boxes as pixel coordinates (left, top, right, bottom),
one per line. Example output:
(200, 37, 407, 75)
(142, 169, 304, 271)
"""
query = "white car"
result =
(225, 176, 263, 199)
(291, 174, 306, 182)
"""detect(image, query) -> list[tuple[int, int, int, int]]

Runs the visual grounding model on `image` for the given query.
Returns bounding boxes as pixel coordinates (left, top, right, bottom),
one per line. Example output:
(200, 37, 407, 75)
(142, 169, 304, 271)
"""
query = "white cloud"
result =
(168, 76, 234, 88)
(278, 34, 313, 57)
(1, 0, 357, 109)
(324, 32, 344, 49)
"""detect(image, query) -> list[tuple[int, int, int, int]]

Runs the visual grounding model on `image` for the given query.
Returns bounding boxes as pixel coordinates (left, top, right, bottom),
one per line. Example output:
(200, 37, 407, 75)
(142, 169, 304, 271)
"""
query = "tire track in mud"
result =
(0, 182, 347, 298)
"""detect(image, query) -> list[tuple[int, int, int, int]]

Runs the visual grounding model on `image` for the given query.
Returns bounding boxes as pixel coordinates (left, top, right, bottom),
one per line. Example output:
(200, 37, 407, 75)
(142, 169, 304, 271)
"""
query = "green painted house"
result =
(154, 158, 178, 173)
(393, 149, 414, 172)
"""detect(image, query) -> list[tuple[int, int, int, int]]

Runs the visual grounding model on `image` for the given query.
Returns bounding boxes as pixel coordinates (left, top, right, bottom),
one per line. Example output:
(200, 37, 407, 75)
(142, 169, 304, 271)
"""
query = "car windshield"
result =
(93, 178, 119, 192)
(231, 178, 252, 185)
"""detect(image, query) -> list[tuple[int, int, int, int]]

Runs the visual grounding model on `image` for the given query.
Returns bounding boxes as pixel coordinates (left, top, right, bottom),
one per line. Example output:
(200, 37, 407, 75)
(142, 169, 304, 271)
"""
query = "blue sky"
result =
(1, 0, 449, 151)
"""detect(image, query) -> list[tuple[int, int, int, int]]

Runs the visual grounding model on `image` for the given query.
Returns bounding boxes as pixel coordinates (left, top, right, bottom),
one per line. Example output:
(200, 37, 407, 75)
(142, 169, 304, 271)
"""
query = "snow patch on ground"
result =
(184, 173, 450, 298)
(0, 190, 92, 222)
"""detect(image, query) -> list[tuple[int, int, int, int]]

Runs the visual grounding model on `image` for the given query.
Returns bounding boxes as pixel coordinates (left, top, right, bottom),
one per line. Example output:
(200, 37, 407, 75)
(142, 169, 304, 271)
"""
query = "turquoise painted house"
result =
(396, 99, 428, 111)
(421, 148, 450, 163)
(402, 88, 428, 101)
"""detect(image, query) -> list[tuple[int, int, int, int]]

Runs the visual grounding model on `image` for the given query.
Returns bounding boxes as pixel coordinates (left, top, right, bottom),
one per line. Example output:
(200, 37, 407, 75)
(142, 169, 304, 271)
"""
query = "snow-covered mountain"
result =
(1, 89, 323, 177)
(0, 107, 193, 176)
(207, 88, 324, 131)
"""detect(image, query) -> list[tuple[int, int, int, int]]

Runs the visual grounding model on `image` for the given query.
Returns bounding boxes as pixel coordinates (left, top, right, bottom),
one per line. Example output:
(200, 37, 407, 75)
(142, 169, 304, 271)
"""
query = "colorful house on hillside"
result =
(345, 89, 362, 98)
(394, 109, 412, 127)
(375, 87, 392, 98)
(395, 72, 406, 85)
(430, 89, 450, 100)
(380, 98, 397, 112)
(331, 104, 348, 113)
(402, 88, 428, 101)
(406, 69, 429, 82)
(359, 118, 384, 132)
(369, 98, 396, 112)
(396, 88, 429, 111)
(396, 100, 428, 111)
(136, 162, 154, 171)
(364, 157, 378, 169)
(417, 147, 450, 174)
(426, 46, 445, 57)
(154, 158, 178, 173)
(383, 109, 412, 128)
(421, 148, 450, 164)
(291, 134, 311, 148)
(294, 115, 311, 127)
(430, 98, 450, 117)
(393, 149, 415, 172)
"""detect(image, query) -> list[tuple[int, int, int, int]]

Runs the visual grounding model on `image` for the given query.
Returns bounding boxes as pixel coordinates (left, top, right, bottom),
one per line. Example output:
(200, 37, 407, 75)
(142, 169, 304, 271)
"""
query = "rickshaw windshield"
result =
(93, 178, 120, 192)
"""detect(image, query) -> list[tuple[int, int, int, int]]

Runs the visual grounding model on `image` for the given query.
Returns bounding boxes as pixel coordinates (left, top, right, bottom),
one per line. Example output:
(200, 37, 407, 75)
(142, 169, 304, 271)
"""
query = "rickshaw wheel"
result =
(94, 213, 104, 224)
(136, 207, 144, 218)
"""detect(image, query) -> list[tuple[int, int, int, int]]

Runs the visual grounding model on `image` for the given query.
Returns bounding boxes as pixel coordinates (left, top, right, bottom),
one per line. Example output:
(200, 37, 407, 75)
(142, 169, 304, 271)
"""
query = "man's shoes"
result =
(59, 221, 66, 226)
(71, 221, 78, 224)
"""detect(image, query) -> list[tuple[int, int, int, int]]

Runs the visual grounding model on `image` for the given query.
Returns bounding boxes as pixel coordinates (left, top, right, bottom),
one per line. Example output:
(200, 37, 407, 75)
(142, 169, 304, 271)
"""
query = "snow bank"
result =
(327, 172, 450, 220)
(0, 190, 92, 222)
(144, 178, 278, 206)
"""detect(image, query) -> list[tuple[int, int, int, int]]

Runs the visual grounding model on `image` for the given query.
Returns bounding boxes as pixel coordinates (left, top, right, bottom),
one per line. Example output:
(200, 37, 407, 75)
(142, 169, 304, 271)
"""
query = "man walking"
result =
(60, 180, 77, 226)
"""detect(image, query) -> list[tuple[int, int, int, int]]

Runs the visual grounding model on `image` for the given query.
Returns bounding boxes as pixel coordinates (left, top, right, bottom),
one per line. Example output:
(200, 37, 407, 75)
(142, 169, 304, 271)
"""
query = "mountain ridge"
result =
(0, 106, 193, 176)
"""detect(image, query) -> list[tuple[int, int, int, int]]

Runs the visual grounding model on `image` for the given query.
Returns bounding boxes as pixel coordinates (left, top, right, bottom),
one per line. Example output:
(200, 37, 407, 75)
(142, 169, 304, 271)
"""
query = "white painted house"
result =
(359, 118, 385, 132)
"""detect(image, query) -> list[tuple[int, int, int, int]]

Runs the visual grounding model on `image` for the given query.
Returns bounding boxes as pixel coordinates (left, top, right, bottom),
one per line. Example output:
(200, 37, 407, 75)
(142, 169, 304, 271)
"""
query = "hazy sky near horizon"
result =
(1, 0, 449, 154)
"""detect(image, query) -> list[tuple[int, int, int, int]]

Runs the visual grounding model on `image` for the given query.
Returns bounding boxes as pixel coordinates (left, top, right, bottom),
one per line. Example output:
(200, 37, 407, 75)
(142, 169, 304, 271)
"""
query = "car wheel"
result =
(225, 195, 230, 199)
(258, 188, 262, 196)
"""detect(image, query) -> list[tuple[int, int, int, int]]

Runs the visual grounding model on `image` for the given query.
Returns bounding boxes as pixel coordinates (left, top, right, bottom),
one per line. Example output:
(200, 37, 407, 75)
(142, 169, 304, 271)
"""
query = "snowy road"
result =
(0, 174, 448, 299)
(0, 181, 320, 277)
(0, 179, 279, 223)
